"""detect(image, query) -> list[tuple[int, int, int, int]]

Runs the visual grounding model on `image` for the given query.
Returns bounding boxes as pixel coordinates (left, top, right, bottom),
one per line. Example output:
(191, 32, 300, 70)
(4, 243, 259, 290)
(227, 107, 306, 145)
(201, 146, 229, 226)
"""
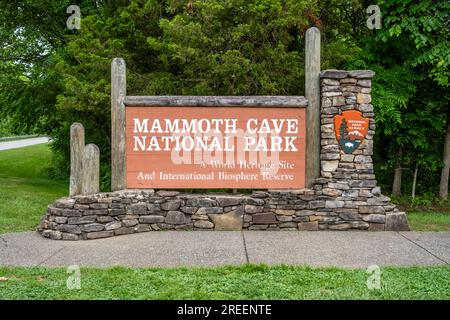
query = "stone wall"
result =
(38, 69, 409, 240)
(37, 188, 402, 241)
(38, 190, 317, 240)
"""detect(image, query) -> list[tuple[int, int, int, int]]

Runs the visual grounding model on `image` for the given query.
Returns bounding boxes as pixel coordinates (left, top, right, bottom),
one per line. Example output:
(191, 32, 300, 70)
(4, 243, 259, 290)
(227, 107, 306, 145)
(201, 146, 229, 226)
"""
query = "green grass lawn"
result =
(0, 143, 67, 234)
(407, 211, 450, 231)
(0, 265, 449, 299)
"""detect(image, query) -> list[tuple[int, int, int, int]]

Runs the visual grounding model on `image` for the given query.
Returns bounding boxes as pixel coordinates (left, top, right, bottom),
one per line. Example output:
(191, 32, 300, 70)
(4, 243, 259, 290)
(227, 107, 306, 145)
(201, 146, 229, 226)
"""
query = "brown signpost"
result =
(125, 100, 306, 189)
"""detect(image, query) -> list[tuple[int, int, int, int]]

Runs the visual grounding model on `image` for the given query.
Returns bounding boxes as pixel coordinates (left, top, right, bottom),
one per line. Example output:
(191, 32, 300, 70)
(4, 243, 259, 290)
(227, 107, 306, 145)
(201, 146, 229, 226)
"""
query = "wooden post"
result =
(111, 58, 127, 191)
(70, 123, 84, 196)
(305, 27, 321, 188)
(82, 144, 100, 194)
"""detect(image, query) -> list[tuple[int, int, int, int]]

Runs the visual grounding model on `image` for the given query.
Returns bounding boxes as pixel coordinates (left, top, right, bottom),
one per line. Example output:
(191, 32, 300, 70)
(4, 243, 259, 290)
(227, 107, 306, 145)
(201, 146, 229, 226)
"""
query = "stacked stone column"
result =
(315, 69, 409, 231)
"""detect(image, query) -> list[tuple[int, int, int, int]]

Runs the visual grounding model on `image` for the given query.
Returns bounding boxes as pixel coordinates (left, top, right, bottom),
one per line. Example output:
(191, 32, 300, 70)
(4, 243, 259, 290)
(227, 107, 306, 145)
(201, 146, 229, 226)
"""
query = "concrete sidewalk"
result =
(0, 231, 448, 268)
(0, 137, 50, 151)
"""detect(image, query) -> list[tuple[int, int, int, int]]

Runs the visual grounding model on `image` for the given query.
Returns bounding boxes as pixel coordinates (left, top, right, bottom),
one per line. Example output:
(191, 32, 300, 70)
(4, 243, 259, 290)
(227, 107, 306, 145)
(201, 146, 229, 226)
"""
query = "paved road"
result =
(0, 137, 50, 151)
(0, 231, 448, 268)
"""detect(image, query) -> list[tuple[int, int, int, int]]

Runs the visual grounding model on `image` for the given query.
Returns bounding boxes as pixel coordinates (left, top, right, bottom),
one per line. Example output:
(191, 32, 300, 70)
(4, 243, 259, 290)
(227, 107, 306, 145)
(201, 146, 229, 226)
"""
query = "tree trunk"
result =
(439, 108, 450, 200)
(412, 162, 418, 199)
(392, 147, 403, 196)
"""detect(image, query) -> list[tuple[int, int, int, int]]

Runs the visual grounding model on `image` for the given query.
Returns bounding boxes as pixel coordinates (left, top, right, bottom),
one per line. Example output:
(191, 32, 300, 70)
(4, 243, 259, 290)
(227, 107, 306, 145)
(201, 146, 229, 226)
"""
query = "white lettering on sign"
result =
(132, 118, 299, 153)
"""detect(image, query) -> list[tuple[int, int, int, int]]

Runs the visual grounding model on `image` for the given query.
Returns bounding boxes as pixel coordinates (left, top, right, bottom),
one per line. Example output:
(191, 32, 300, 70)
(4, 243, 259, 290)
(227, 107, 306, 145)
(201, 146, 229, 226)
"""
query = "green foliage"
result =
(0, 116, 22, 137)
(378, 0, 450, 87)
(346, 0, 449, 196)
(0, 56, 62, 135)
(391, 193, 450, 212)
(371, 66, 418, 133)
(0, 0, 106, 127)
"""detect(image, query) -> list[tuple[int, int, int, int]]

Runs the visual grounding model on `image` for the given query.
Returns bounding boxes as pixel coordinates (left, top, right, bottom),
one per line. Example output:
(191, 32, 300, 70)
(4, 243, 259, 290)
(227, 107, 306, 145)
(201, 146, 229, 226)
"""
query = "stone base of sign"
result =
(38, 188, 408, 240)
(38, 68, 409, 240)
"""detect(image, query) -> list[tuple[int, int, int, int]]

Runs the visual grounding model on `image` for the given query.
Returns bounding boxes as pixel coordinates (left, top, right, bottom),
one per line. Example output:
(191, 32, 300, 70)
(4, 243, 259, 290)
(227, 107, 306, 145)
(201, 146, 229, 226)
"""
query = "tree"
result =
(440, 108, 450, 200)
(345, 0, 449, 198)
(377, 0, 450, 198)
(339, 119, 349, 140)
(0, 0, 101, 136)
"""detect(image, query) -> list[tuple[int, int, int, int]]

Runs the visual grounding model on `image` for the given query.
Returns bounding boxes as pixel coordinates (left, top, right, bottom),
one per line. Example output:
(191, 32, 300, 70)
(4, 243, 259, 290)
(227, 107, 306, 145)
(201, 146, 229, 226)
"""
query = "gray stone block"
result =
(194, 220, 214, 229)
(62, 233, 80, 241)
(385, 212, 410, 231)
(186, 198, 216, 207)
(165, 211, 191, 225)
(349, 70, 375, 78)
(320, 70, 349, 79)
(325, 200, 345, 208)
(57, 224, 81, 234)
(135, 224, 152, 233)
(97, 216, 114, 223)
(122, 219, 138, 227)
(68, 216, 96, 225)
(161, 200, 181, 211)
(328, 223, 351, 230)
(90, 203, 109, 210)
(209, 210, 243, 231)
(252, 213, 277, 224)
(62, 209, 82, 217)
(156, 190, 180, 197)
(298, 221, 319, 231)
(130, 203, 147, 215)
(139, 215, 165, 224)
(245, 205, 263, 213)
(114, 227, 135, 236)
(197, 207, 223, 214)
(82, 223, 105, 232)
(105, 221, 122, 230)
(216, 196, 241, 207)
(361, 214, 386, 224)
(86, 231, 113, 239)
(55, 198, 76, 208)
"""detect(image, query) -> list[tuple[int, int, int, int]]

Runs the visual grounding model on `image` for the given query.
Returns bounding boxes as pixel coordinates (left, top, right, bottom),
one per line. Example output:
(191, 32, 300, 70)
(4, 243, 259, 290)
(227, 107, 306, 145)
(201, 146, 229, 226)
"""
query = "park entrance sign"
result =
(38, 28, 410, 241)
(125, 98, 306, 189)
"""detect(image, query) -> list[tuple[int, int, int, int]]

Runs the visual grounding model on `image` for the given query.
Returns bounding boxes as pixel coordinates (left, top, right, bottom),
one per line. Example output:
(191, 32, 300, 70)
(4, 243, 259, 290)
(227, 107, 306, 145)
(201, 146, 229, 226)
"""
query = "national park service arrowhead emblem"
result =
(334, 110, 369, 154)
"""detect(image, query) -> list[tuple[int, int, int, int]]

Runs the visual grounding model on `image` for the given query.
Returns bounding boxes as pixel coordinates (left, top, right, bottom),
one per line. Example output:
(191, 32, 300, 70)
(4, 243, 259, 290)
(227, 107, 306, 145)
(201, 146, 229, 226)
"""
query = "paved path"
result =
(0, 137, 50, 151)
(0, 231, 448, 268)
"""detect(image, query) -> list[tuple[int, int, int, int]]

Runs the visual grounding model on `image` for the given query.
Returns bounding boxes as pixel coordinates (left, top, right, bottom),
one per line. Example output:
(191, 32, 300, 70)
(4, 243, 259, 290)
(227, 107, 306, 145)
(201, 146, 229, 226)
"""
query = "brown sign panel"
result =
(125, 106, 306, 189)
